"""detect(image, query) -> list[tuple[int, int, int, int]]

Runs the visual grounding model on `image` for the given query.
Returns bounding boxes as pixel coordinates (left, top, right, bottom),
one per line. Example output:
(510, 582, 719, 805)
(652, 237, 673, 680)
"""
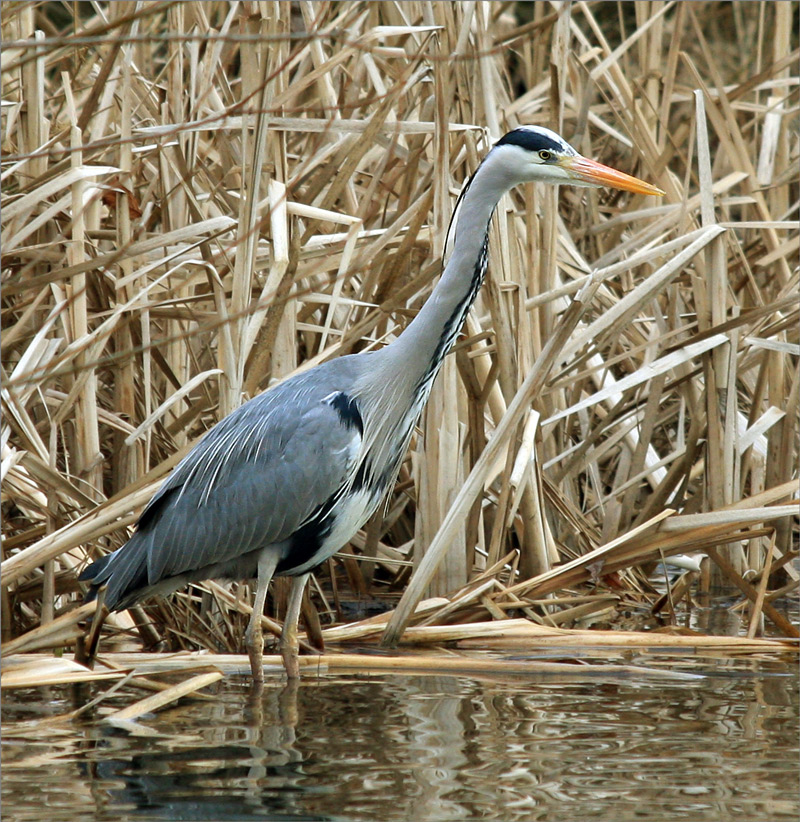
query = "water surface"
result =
(2, 658, 798, 822)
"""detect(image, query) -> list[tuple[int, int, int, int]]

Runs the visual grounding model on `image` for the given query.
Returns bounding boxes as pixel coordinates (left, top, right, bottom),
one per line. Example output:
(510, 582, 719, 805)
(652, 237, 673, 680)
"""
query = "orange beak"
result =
(559, 155, 665, 196)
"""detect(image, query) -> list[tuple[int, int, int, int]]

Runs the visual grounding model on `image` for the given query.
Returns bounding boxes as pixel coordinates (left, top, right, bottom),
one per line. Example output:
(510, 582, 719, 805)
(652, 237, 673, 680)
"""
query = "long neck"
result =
(383, 150, 517, 391)
(349, 150, 519, 495)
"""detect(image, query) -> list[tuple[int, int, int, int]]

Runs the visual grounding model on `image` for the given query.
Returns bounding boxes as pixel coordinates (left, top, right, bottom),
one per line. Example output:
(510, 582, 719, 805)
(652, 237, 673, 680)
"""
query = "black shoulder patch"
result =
(496, 128, 566, 154)
(328, 391, 364, 436)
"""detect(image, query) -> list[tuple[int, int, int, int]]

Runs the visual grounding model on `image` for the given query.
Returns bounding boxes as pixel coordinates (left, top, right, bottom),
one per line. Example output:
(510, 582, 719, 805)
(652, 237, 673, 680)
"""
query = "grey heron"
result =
(80, 126, 663, 680)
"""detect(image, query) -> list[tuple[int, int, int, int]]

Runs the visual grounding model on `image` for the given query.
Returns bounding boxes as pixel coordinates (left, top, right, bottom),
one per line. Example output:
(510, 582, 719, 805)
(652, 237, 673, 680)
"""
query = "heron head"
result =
(494, 126, 664, 196)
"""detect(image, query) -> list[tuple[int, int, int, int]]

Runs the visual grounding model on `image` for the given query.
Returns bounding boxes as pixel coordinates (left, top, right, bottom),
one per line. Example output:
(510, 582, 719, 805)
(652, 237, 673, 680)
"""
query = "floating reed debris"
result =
(2, 2, 798, 691)
(5, 632, 792, 694)
(100, 671, 225, 723)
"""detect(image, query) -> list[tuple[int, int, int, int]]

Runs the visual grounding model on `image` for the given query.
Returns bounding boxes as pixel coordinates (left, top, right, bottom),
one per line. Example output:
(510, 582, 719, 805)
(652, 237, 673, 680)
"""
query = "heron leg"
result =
(281, 572, 310, 679)
(245, 551, 279, 683)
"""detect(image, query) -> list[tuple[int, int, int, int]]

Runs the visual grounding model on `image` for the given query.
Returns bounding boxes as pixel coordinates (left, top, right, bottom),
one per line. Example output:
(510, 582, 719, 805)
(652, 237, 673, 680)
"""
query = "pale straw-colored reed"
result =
(2, 3, 797, 682)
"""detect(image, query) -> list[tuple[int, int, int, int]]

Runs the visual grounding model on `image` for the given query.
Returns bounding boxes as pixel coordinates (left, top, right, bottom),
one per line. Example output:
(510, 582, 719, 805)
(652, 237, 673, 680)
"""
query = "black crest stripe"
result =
(496, 129, 564, 153)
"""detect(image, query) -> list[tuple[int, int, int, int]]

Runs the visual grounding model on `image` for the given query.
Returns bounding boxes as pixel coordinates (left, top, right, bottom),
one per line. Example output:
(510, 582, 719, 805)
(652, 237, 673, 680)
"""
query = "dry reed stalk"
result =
(3, 650, 742, 683)
(6, 637, 789, 692)
(1, 655, 126, 689)
(392, 617, 797, 653)
(101, 671, 224, 723)
(2, 3, 797, 669)
(0, 600, 97, 655)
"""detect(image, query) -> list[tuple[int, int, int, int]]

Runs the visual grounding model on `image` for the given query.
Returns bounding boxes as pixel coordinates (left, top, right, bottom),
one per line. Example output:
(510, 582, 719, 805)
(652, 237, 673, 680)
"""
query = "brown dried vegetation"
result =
(2, 2, 798, 690)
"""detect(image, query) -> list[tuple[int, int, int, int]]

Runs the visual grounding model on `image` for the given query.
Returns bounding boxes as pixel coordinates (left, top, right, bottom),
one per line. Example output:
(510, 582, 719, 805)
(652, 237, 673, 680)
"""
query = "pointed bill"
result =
(559, 155, 665, 196)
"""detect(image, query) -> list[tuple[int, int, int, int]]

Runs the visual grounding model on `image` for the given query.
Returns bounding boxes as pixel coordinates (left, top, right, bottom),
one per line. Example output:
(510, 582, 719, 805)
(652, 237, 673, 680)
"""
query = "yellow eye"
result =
(539, 150, 552, 161)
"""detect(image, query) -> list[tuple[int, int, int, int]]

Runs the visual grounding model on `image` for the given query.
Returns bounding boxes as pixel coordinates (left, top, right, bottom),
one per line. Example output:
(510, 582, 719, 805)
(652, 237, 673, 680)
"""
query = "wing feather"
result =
(142, 390, 360, 579)
(83, 362, 366, 608)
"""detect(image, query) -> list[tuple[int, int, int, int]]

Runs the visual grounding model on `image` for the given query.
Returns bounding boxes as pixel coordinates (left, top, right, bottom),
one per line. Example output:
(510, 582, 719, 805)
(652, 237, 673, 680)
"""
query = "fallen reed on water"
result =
(2, 2, 798, 676)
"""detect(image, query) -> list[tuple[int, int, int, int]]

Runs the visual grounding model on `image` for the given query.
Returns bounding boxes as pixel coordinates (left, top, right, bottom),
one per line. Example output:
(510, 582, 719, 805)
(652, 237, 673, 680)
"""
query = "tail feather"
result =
(80, 536, 151, 611)
(79, 551, 115, 603)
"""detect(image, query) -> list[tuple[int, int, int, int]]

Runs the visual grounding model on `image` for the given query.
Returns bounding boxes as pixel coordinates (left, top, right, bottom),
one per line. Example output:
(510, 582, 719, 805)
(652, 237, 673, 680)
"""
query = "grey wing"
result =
(89, 381, 362, 607)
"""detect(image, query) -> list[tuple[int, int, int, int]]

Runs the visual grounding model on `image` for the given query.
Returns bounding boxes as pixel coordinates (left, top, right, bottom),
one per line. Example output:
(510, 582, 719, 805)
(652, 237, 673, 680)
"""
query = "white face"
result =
(493, 126, 579, 184)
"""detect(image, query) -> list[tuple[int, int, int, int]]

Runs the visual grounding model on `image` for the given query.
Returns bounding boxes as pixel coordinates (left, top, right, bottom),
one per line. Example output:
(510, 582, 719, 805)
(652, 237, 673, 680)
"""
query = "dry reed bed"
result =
(2, 1, 798, 686)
